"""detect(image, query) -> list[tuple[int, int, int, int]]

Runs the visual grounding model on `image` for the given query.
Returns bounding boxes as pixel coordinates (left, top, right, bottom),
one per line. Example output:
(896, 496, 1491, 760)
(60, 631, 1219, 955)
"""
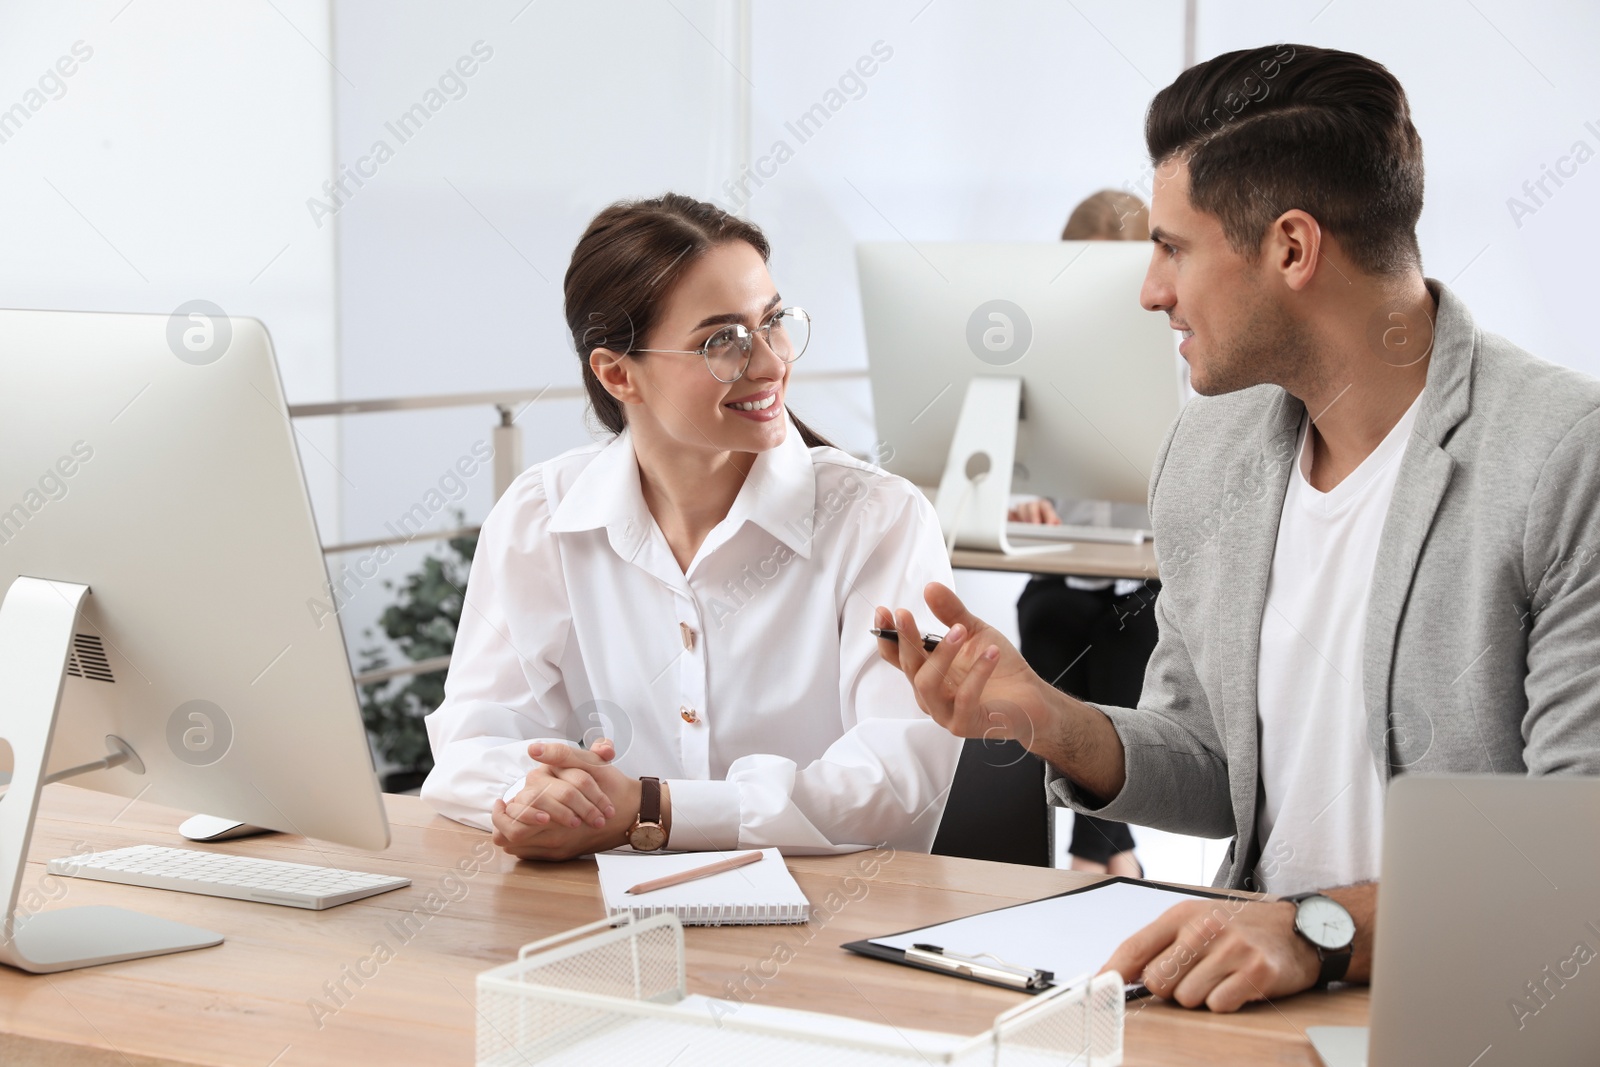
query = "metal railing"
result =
(293, 373, 868, 685)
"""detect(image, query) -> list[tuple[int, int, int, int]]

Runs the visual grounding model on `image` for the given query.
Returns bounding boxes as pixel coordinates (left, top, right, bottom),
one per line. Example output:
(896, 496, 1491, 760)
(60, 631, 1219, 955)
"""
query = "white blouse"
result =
(420, 414, 963, 855)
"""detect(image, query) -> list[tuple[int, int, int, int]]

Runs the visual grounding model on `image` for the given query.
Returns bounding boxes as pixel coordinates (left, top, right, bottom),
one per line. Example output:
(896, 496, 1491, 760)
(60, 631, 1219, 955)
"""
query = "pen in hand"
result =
(869, 627, 943, 653)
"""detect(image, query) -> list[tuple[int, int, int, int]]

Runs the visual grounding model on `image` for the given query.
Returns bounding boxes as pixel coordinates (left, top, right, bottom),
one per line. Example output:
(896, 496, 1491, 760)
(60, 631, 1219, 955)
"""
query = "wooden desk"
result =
(2, 787, 1365, 1065)
(951, 540, 1158, 580)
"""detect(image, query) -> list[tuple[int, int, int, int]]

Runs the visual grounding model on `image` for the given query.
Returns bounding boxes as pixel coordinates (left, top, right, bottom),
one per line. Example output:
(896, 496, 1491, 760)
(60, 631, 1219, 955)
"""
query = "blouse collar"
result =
(547, 410, 819, 562)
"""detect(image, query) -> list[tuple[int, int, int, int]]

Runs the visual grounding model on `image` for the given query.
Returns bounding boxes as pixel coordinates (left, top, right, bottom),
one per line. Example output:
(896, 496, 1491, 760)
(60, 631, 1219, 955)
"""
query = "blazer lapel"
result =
(1362, 279, 1475, 777)
(1362, 443, 1453, 775)
(1215, 388, 1301, 880)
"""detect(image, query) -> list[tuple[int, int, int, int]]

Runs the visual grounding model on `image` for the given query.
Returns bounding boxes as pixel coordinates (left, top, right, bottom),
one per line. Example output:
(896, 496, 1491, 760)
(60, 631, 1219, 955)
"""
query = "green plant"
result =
(357, 526, 478, 789)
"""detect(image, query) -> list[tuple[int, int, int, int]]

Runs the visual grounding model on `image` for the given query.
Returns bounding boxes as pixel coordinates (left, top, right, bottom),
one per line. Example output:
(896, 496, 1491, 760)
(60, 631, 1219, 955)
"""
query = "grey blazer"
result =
(1046, 280, 1600, 890)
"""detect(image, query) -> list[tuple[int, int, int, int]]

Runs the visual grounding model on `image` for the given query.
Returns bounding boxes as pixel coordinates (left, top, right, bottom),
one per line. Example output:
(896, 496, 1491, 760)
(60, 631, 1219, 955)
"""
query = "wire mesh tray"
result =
(476, 914, 1123, 1066)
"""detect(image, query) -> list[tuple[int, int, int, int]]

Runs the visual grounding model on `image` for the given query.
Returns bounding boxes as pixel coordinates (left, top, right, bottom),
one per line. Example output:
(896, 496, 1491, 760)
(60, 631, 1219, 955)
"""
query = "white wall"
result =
(0, 0, 341, 539)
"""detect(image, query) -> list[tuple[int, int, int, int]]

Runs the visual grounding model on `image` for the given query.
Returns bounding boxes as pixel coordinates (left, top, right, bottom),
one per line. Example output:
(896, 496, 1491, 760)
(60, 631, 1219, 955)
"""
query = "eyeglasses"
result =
(634, 307, 811, 383)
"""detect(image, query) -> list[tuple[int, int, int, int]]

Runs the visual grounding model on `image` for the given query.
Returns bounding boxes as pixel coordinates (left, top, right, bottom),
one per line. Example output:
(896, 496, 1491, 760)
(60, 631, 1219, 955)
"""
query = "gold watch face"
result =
(629, 823, 667, 851)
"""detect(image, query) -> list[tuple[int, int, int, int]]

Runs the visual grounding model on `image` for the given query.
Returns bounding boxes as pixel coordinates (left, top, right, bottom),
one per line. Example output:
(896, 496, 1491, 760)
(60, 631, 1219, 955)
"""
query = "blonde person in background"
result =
(421, 193, 961, 861)
(1006, 189, 1161, 878)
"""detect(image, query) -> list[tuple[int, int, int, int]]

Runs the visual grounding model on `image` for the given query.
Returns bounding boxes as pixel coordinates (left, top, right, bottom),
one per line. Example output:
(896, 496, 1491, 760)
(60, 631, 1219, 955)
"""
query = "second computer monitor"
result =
(859, 241, 1184, 511)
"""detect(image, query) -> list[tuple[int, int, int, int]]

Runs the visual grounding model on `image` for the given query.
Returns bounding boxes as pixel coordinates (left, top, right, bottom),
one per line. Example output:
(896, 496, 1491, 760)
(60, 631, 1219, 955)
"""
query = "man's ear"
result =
(589, 347, 643, 407)
(1267, 209, 1324, 292)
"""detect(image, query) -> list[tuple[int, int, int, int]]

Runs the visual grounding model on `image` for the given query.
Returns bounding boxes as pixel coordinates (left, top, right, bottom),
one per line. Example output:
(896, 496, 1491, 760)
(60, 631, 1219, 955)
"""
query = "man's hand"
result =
(1102, 898, 1320, 1012)
(874, 583, 1055, 745)
(491, 739, 640, 861)
(874, 582, 1127, 800)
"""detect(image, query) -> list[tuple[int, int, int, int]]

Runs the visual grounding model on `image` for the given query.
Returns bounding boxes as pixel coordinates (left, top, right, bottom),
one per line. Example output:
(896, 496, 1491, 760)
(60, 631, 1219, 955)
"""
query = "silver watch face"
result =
(1295, 895, 1355, 950)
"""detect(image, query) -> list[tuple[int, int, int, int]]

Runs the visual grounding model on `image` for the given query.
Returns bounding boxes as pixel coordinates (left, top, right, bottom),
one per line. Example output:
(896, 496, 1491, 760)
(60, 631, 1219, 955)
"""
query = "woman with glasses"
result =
(421, 193, 962, 860)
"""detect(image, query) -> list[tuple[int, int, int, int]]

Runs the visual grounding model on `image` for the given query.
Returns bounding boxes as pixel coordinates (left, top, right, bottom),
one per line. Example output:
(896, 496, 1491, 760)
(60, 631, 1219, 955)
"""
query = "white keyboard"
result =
(1006, 522, 1151, 545)
(48, 844, 411, 910)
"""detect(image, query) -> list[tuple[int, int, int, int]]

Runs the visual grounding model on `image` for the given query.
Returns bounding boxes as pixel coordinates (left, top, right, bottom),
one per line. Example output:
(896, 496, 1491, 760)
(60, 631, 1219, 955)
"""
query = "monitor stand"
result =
(1306, 1025, 1369, 1067)
(0, 576, 223, 974)
(934, 376, 1073, 556)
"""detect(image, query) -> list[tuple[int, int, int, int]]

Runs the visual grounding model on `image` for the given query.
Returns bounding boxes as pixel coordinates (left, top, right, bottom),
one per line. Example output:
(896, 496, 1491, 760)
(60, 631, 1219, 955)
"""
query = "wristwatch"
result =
(628, 777, 668, 852)
(1284, 892, 1355, 988)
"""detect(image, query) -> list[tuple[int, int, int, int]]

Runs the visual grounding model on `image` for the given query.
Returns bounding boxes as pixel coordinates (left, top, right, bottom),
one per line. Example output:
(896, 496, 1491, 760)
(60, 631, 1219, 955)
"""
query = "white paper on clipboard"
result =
(871, 879, 1243, 990)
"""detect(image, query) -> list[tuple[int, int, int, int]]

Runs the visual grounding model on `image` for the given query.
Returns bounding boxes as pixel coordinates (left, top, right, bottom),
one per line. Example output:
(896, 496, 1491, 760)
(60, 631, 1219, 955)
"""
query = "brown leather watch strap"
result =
(639, 777, 661, 825)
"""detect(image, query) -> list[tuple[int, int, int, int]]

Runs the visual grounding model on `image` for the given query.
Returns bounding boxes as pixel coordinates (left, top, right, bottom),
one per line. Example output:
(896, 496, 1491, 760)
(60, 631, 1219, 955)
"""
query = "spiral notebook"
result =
(594, 848, 810, 926)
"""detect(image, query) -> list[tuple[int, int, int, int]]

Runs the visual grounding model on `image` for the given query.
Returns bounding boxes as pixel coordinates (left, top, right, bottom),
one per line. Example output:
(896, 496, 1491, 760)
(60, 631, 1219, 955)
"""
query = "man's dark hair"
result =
(1146, 44, 1424, 275)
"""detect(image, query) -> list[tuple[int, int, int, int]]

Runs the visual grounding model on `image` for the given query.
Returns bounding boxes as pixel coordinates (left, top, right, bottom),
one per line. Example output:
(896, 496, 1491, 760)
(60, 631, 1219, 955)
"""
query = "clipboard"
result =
(843, 876, 1250, 997)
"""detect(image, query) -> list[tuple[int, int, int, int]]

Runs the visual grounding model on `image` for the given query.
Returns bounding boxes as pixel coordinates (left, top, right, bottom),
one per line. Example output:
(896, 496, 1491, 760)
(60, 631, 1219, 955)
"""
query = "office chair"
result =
(930, 738, 1052, 867)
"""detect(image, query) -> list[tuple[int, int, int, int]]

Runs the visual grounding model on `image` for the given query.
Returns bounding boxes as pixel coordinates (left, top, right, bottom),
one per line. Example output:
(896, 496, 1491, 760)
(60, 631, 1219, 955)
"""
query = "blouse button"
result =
(679, 705, 700, 724)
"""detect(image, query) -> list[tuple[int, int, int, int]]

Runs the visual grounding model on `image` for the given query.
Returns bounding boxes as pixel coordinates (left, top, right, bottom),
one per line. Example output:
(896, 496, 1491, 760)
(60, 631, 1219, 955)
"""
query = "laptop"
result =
(1309, 774, 1600, 1066)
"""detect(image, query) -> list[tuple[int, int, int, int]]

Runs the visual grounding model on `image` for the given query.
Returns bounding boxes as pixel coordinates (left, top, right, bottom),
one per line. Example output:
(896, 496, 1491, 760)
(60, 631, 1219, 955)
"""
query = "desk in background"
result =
(911, 484, 1160, 580)
(1, 787, 1363, 1066)
(951, 539, 1157, 580)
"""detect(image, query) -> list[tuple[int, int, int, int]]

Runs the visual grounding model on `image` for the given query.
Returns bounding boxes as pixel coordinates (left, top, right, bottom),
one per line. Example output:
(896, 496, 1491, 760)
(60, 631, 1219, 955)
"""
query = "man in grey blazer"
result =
(878, 43, 1600, 1012)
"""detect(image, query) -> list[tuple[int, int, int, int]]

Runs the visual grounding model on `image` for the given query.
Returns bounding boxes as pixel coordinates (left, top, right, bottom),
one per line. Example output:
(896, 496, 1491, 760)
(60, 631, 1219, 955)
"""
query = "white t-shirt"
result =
(1254, 390, 1424, 895)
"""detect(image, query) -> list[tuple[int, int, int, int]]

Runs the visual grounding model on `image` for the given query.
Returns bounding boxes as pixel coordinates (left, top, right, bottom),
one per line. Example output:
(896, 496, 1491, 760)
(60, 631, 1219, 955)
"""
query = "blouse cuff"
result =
(663, 778, 741, 851)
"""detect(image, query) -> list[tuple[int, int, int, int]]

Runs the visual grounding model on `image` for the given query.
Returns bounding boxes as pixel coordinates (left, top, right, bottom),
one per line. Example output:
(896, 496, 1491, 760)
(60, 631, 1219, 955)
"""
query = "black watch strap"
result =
(1313, 942, 1352, 988)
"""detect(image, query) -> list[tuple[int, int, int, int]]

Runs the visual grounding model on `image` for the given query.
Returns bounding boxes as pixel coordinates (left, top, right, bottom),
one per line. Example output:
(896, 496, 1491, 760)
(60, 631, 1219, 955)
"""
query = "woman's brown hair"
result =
(564, 193, 834, 449)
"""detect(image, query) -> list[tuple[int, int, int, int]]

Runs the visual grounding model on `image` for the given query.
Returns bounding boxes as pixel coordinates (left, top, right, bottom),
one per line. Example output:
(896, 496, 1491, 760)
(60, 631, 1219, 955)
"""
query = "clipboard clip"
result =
(905, 943, 1054, 991)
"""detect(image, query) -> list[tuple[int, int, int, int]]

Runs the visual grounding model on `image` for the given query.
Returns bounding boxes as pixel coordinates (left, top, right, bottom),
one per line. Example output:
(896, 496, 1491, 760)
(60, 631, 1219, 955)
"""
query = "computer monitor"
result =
(0, 308, 390, 972)
(858, 242, 1184, 553)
